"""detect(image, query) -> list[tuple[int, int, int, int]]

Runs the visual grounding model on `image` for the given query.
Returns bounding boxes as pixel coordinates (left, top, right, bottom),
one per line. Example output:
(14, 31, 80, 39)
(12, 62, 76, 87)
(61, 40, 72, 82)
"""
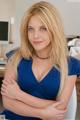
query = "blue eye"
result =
(28, 27, 33, 31)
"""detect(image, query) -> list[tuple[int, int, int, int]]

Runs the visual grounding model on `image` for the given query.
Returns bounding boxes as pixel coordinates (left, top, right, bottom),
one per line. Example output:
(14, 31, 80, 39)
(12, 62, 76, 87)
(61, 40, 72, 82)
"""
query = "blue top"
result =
(1, 56, 80, 120)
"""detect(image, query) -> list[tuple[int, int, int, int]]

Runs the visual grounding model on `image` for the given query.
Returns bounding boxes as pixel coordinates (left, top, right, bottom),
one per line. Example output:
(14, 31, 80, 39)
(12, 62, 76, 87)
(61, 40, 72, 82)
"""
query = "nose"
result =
(34, 30, 39, 39)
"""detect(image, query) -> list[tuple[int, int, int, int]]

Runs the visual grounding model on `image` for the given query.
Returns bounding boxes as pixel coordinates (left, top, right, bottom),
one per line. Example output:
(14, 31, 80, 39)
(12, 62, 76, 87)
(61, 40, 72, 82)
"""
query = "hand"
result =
(42, 101, 67, 120)
(1, 80, 21, 99)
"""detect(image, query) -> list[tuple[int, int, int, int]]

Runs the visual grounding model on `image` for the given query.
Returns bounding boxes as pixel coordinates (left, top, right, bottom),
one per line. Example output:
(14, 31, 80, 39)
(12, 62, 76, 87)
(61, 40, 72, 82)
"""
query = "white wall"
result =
(0, 0, 15, 19)
(0, 0, 16, 52)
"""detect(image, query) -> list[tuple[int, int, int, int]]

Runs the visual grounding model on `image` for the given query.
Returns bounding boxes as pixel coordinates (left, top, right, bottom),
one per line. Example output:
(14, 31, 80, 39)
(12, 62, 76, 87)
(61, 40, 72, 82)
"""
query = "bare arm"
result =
(56, 75, 77, 110)
(1, 61, 67, 119)
(3, 60, 76, 111)
(2, 95, 44, 119)
(2, 94, 65, 120)
(18, 76, 77, 110)
(2, 61, 55, 108)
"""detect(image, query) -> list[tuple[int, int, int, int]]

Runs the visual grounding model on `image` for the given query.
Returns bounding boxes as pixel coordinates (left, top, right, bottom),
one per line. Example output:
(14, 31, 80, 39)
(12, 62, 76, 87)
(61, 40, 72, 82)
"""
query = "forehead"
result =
(28, 15, 45, 26)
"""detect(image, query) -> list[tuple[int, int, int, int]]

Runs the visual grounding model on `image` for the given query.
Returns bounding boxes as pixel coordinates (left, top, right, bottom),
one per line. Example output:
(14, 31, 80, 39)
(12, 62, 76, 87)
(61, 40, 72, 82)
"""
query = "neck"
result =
(35, 45, 51, 60)
(35, 53, 50, 60)
(35, 49, 50, 60)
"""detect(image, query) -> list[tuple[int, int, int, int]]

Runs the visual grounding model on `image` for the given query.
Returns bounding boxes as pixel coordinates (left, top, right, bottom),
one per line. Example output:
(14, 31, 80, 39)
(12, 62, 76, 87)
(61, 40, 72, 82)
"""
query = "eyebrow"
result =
(28, 26, 33, 28)
(28, 25, 46, 28)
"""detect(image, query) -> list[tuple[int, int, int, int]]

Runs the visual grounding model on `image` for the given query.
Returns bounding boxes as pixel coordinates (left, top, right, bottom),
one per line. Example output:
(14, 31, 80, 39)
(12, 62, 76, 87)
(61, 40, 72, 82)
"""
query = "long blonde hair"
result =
(12, 1, 68, 97)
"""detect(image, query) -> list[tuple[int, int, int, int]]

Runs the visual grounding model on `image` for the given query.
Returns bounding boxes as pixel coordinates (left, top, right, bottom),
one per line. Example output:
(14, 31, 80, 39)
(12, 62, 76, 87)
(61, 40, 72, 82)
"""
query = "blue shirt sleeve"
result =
(6, 48, 18, 59)
(68, 56, 80, 76)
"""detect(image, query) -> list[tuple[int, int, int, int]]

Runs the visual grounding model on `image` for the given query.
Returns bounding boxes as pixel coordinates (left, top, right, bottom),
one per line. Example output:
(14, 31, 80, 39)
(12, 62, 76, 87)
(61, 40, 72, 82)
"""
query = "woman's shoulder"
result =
(67, 56, 80, 76)
(18, 57, 32, 66)
(16, 57, 32, 73)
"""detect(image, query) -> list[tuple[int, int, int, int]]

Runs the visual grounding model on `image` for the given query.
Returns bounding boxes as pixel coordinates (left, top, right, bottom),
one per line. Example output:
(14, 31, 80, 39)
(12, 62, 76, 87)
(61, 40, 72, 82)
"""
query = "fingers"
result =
(52, 113, 65, 120)
(1, 83, 6, 93)
(5, 74, 15, 81)
(56, 110, 66, 120)
(60, 107, 67, 113)
(10, 79, 16, 84)
(1, 84, 7, 95)
(2, 79, 11, 85)
(2, 80, 9, 86)
(57, 109, 67, 115)
(50, 115, 65, 120)
(2, 77, 16, 85)
(1, 84, 6, 90)
(1, 79, 15, 95)
(56, 113, 65, 118)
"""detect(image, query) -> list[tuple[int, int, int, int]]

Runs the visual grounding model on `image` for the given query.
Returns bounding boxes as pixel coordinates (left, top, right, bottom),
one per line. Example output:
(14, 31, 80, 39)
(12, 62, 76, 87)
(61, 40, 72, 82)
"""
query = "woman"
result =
(1, 1, 80, 120)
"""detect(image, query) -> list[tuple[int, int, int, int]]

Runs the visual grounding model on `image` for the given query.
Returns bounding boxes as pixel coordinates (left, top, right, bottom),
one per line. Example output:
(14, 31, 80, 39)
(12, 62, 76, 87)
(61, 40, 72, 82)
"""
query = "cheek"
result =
(42, 32, 50, 40)
(28, 32, 31, 39)
(45, 40, 51, 46)
(28, 33, 33, 42)
(44, 35, 51, 44)
(42, 39, 51, 48)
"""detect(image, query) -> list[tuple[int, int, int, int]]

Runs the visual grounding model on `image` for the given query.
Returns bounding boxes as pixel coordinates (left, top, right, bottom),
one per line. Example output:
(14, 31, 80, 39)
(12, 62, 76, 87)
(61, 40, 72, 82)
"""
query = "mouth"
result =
(33, 41, 43, 44)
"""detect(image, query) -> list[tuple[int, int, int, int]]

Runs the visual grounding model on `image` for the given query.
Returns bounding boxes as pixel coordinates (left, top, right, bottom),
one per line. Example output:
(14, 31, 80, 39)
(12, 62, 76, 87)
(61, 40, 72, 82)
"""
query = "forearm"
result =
(2, 96, 44, 119)
(55, 101, 66, 110)
(17, 90, 55, 108)
(55, 96, 67, 110)
(56, 77, 77, 110)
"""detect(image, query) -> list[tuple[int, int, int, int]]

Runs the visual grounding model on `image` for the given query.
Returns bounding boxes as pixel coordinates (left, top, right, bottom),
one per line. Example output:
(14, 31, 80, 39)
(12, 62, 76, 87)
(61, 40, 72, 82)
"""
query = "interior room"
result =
(0, 0, 80, 120)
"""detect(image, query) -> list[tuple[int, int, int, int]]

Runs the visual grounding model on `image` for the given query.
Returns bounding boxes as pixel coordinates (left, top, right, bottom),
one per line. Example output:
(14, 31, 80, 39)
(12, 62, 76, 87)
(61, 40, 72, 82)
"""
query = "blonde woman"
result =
(1, 1, 80, 120)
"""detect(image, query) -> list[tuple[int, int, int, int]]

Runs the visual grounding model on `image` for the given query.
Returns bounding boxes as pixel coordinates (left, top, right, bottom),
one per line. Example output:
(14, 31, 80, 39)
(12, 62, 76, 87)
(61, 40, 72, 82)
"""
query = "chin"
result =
(34, 46, 45, 51)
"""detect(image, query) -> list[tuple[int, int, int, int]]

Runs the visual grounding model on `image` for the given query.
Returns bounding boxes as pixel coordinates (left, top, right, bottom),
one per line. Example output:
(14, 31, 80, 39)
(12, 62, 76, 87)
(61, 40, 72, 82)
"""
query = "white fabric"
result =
(65, 86, 77, 120)
(70, 47, 80, 56)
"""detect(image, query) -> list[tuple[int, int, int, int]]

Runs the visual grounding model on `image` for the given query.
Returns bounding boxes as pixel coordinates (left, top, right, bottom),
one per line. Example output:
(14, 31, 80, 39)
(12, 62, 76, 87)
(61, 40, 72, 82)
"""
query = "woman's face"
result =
(28, 15, 51, 52)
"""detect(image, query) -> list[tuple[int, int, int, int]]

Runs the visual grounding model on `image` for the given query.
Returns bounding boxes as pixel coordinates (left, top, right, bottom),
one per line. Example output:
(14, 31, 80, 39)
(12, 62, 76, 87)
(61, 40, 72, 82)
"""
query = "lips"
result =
(33, 41, 43, 44)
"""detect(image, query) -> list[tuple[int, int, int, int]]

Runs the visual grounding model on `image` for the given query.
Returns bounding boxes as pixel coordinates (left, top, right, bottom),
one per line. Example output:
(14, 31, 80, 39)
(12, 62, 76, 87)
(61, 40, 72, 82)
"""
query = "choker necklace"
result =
(35, 54, 50, 60)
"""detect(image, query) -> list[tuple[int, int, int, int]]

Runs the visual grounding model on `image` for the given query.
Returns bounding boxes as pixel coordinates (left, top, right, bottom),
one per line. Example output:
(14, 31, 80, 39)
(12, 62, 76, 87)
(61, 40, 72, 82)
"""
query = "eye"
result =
(28, 27, 34, 31)
(40, 27, 47, 31)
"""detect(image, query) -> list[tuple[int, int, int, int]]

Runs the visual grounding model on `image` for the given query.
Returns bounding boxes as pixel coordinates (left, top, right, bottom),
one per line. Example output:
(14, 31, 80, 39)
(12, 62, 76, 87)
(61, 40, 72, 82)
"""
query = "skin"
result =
(1, 15, 77, 120)
(28, 15, 51, 55)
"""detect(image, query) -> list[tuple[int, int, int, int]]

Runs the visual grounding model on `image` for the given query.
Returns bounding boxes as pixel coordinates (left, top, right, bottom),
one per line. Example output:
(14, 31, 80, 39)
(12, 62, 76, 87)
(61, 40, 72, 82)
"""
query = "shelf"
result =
(0, 64, 5, 78)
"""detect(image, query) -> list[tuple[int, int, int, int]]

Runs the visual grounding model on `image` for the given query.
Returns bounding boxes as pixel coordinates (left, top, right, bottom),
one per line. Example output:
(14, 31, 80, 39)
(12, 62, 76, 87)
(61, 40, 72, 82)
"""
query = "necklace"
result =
(35, 53, 50, 60)
(32, 58, 52, 81)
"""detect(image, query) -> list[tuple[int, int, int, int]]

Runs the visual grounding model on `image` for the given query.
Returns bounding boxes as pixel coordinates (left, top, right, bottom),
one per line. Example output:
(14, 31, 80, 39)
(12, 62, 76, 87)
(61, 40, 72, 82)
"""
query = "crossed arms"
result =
(1, 62, 77, 120)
